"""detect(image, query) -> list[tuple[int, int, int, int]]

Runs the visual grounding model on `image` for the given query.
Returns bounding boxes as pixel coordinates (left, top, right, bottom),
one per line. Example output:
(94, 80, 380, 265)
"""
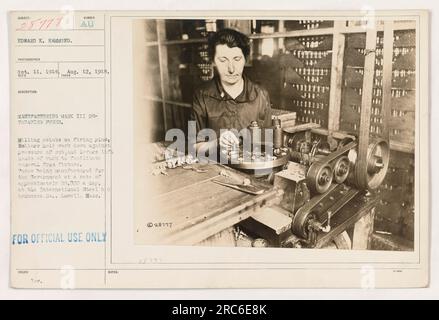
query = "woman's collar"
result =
(209, 75, 258, 102)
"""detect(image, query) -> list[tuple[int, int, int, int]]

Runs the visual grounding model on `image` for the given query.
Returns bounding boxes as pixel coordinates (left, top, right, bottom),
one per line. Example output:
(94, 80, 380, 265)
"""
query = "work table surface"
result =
(142, 162, 281, 245)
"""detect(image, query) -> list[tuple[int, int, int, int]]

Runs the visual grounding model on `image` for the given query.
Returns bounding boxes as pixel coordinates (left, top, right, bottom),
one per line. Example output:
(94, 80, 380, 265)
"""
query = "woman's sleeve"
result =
(190, 90, 207, 133)
(261, 88, 272, 128)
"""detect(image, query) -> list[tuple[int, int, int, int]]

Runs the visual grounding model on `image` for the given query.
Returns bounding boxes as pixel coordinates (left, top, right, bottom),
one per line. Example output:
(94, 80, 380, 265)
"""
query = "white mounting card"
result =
(9, 10, 429, 289)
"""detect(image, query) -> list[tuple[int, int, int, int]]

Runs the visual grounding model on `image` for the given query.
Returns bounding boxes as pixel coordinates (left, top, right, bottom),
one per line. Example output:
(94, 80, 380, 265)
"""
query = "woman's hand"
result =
(219, 130, 239, 149)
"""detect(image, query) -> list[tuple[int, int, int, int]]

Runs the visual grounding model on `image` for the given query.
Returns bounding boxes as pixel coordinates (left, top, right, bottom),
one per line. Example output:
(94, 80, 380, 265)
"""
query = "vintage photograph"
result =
(133, 18, 416, 251)
(6, 8, 430, 290)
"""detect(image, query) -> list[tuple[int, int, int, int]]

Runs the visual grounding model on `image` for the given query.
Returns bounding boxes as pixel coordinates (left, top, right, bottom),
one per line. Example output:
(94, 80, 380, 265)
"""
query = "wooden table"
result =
(143, 162, 282, 246)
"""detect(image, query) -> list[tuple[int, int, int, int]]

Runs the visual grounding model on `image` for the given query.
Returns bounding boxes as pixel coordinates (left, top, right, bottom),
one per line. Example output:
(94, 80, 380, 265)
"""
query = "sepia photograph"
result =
(6, 8, 429, 290)
(133, 17, 417, 250)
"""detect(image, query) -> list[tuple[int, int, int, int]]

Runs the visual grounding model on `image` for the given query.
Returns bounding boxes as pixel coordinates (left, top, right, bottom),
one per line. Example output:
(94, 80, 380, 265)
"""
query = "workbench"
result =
(144, 162, 281, 245)
(140, 162, 378, 249)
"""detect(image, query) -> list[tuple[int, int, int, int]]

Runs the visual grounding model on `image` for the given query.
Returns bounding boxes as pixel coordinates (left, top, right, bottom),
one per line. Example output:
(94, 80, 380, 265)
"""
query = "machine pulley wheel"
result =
(333, 156, 350, 184)
(307, 161, 333, 194)
(354, 139, 390, 190)
(292, 209, 316, 239)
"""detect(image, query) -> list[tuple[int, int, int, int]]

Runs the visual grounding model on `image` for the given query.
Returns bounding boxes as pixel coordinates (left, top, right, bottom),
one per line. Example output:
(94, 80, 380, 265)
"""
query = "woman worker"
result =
(191, 28, 272, 158)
